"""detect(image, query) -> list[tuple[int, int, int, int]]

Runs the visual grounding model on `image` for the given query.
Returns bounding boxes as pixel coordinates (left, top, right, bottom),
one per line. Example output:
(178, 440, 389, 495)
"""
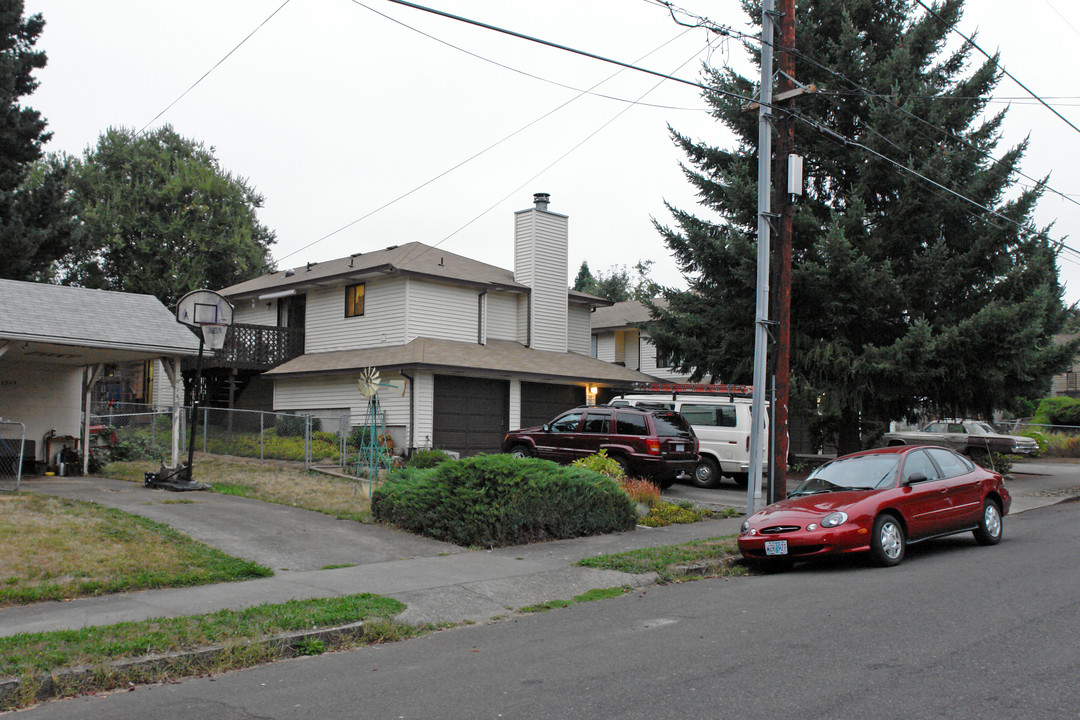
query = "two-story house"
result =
(590, 299, 691, 382)
(209, 194, 658, 456)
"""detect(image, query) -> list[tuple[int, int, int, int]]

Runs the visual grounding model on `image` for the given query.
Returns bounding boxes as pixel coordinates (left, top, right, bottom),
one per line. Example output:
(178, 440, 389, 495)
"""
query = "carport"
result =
(0, 279, 202, 476)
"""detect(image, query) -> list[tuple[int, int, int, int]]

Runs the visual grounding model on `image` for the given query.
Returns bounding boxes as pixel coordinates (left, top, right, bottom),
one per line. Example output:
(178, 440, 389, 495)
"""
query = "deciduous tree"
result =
(57, 125, 276, 308)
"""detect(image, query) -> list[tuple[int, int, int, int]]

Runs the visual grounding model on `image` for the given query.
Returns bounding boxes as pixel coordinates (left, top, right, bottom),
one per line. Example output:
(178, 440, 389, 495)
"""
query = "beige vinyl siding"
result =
(233, 300, 276, 326)
(624, 329, 640, 370)
(639, 335, 691, 381)
(274, 372, 410, 426)
(304, 277, 406, 353)
(594, 332, 616, 363)
(406, 279, 479, 343)
(413, 371, 434, 449)
(486, 290, 519, 342)
(516, 294, 529, 344)
(567, 304, 591, 355)
(509, 379, 521, 431)
(514, 210, 568, 353)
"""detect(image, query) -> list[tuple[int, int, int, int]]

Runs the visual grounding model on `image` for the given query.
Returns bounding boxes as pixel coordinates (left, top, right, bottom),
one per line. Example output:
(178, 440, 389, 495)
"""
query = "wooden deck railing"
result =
(184, 323, 304, 372)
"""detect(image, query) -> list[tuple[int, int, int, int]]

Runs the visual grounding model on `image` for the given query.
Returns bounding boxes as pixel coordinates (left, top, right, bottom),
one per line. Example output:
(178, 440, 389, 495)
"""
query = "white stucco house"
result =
(208, 194, 658, 456)
(0, 279, 202, 474)
(590, 299, 692, 383)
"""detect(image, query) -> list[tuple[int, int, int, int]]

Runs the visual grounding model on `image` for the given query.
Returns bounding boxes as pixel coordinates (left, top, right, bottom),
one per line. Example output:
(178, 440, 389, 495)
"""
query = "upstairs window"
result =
(345, 283, 365, 317)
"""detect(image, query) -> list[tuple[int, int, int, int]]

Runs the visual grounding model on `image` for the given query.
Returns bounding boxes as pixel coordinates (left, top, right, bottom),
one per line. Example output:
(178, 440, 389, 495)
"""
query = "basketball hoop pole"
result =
(184, 328, 207, 483)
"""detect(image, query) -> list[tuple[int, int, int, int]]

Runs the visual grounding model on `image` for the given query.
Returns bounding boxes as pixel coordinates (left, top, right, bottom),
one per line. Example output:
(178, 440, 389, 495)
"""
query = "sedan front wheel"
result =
(973, 498, 1003, 546)
(870, 513, 905, 567)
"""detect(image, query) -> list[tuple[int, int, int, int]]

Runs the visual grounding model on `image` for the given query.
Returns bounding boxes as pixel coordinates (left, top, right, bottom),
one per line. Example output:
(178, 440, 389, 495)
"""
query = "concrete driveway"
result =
(21, 475, 464, 572)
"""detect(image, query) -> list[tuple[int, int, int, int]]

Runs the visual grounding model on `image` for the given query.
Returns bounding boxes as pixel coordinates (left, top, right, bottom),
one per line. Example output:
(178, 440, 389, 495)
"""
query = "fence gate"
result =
(0, 420, 27, 491)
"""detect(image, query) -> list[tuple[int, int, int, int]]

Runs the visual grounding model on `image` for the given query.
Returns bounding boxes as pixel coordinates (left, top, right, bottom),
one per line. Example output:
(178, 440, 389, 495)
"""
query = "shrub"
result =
(1039, 432, 1080, 458)
(371, 454, 636, 547)
(973, 453, 1015, 475)
(1032, 396, 1080, 427)
(639, 501, 707, 527)
(406, 449, 452, 469)
(571, 450, 626, 480)
(618, 477, 661, 509)
(276, 415, 319, 437)
(347, 425, 374, 449)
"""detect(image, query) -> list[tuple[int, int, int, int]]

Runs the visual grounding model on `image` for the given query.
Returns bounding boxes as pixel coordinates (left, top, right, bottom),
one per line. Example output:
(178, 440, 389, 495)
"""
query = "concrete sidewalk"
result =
(4, 463, 1078, 638)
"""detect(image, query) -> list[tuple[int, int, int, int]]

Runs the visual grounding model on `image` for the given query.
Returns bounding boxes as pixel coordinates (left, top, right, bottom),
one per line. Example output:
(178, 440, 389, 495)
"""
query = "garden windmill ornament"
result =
(353, 367, 401, 495)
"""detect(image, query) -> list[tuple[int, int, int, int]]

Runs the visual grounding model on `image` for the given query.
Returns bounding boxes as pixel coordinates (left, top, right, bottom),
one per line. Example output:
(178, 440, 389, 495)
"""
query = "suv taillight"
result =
(746, 435, 750, 452)
(647, 438, 662, 455)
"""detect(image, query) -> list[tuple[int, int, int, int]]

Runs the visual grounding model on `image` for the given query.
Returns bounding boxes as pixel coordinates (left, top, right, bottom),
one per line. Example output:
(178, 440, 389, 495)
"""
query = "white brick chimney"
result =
(514, 193, 568, 352)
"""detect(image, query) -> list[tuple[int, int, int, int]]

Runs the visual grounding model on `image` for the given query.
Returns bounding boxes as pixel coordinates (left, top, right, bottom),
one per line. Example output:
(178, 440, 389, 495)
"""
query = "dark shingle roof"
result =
(0, 279, 201, 356)
(265, 337, 657, 386)
(218, 241, 608, 306)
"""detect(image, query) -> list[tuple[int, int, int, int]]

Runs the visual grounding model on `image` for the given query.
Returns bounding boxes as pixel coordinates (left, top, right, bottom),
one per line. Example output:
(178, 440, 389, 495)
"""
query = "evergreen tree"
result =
(0, 1, 76, 280)
(56, 125, 276, 308)
(572, 261, 597, 294)
(648, 0, 1073, 453)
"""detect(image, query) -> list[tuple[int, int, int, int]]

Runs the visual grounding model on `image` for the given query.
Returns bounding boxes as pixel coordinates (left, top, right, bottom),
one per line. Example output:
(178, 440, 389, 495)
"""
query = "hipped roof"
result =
(219, 241, 608, 306)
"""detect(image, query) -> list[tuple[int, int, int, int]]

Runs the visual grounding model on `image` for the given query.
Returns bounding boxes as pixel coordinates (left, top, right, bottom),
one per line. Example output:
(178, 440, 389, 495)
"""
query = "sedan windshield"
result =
(790, 455, 901, 495)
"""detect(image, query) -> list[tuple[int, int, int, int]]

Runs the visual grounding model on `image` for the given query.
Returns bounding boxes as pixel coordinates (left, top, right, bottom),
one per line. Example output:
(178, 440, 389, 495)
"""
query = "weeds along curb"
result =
(0, 621, 366, 710)
(670, 555, 744, 578)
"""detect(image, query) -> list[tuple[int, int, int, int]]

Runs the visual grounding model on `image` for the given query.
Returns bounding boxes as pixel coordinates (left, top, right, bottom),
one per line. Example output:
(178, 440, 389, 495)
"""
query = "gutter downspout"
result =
(400, 370, 414, 456)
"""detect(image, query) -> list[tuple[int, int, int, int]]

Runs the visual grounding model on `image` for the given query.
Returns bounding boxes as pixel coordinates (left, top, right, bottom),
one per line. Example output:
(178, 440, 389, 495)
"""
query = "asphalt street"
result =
(17, 499, 1079, 719)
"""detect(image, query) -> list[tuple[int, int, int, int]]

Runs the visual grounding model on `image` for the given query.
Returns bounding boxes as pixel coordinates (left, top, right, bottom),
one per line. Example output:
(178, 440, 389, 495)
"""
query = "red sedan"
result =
(738, 445, 1010, 569)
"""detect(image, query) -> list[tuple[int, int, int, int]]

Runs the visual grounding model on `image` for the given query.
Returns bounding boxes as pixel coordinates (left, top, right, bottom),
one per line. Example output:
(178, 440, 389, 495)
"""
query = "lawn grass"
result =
(0, 594, 414, 709)
(576, 537, 745, 582)
(0, 493, 271, 607)
(100, 454, 376, 522)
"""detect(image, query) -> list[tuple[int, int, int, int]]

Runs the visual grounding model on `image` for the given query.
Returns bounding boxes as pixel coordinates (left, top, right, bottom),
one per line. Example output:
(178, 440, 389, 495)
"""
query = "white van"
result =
(609, 391, 768, 488)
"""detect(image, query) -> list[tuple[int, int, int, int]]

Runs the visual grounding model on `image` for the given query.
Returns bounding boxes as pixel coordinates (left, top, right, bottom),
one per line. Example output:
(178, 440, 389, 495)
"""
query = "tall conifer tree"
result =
(648, 0, 1072, 452)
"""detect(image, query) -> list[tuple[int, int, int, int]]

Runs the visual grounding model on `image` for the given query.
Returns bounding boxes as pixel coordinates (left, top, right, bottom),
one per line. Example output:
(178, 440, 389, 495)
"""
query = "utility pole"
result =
(746, 0, 776, 517)
(770, 0, 796, 504)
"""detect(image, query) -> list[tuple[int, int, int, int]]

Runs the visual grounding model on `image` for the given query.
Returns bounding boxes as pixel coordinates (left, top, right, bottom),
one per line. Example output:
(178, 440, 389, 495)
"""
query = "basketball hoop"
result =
(201, 323, 229, 351)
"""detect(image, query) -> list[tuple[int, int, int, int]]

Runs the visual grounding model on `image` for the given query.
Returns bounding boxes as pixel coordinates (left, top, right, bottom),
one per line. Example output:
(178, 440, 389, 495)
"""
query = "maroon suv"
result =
(501, 405, 699, 488)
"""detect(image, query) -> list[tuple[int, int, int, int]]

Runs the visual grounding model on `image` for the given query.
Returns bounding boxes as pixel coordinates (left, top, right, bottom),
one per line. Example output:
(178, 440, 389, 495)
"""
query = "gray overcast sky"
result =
(22, 0, 1080, 304)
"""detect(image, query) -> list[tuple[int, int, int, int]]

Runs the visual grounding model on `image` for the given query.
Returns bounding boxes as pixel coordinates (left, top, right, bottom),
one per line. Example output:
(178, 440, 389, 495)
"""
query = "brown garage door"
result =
(432, 375, 509, 457)
(520, 382, 584, 429)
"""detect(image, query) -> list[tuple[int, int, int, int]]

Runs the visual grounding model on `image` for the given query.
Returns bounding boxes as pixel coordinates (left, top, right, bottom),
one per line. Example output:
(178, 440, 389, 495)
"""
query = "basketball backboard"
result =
(175, 289, 234, 328)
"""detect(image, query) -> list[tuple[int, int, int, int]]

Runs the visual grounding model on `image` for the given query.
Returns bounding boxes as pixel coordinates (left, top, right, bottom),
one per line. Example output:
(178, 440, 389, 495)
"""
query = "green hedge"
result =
(371, 454, 636, 547)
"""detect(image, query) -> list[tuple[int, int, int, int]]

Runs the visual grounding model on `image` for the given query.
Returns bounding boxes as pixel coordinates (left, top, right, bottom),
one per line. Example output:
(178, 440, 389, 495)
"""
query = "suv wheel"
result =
(508, 444, 531, 459)
(690, 457, 720, 488)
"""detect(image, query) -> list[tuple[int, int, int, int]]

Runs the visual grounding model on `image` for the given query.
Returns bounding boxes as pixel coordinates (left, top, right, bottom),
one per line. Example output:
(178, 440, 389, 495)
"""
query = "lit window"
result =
(345, 283, 365, 317)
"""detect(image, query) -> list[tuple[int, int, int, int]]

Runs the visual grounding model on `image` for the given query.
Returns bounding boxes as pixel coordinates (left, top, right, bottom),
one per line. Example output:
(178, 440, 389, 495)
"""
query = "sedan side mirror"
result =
(542, 424, 551, 433)
(904, 472, 927, 485)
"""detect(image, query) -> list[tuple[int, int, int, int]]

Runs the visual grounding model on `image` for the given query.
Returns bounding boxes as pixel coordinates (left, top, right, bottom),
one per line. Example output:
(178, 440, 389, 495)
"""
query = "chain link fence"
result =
(88, 407, 354, 469)
(0, 420, 27, 491)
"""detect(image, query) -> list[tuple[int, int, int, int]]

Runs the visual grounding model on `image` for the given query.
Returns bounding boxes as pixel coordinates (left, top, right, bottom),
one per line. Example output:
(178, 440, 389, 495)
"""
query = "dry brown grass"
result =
(100, 454, 378, 522)
(0, 493, 270, 606)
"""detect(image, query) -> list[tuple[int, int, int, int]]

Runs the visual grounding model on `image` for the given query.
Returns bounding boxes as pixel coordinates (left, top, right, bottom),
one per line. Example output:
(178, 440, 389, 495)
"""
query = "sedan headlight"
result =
(820, 511, 848, 528)
(740, 520, 750, 534)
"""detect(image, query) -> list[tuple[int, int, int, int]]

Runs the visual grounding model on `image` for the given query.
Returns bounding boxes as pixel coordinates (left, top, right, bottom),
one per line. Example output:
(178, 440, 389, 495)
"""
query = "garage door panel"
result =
(521, 382, 583, 428)
(433, 376, 508, 457)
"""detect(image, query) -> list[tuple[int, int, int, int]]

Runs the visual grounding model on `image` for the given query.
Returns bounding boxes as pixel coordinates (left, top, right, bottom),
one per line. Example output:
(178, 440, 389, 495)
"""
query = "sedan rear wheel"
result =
(973, 498, 1003, 546)
(870, 513, 905, 567)
(690, 457, 720, 488)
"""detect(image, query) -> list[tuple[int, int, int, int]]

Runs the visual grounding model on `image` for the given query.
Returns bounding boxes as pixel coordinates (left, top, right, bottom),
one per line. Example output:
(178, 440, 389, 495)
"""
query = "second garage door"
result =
(432, 375, 509, 457)
(520, 382, 584, 429)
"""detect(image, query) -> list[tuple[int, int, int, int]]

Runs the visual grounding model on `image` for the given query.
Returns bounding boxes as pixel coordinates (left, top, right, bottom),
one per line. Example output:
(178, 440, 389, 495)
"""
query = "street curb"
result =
(0, 620, 366, 710)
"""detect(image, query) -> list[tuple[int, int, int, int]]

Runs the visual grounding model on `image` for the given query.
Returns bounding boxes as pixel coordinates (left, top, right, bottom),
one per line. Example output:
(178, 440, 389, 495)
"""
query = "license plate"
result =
(765, 540, 788, 556)
(674, 444, 685, 452)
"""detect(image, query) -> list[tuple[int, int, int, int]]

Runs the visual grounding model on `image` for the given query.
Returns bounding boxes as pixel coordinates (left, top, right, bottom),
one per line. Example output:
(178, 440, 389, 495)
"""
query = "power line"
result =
(396, 28, 727, 268)
(278, 4, 714, 263)
(911, 0, 1080, 138)
(138, 0, 292, 135)
(377, 0, 762, 107)
(793, 111, 1080, 266)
